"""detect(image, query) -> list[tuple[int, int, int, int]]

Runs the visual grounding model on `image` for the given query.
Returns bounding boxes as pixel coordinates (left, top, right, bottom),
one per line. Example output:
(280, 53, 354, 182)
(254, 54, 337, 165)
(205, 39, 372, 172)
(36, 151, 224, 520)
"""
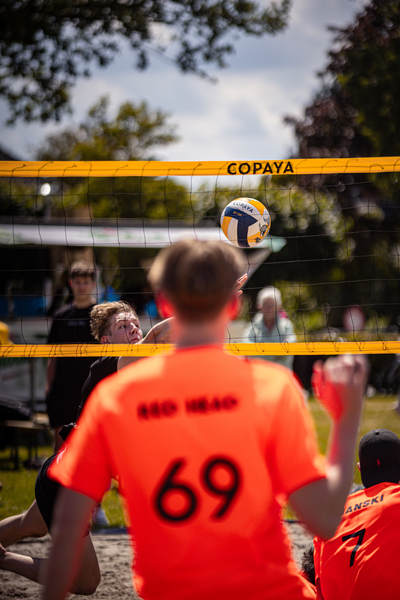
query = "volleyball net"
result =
(1, 157, 400, 358)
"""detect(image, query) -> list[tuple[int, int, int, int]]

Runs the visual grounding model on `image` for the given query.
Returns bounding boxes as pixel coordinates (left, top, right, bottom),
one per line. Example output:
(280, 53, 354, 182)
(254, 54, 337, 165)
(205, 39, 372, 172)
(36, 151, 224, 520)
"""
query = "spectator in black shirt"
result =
(46, 261, 98, 452)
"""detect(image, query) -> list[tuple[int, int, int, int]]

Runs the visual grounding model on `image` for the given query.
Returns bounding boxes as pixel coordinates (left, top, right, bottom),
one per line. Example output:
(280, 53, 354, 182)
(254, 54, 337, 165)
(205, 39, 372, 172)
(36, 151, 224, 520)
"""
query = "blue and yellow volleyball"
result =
(220, 198, 271, 248)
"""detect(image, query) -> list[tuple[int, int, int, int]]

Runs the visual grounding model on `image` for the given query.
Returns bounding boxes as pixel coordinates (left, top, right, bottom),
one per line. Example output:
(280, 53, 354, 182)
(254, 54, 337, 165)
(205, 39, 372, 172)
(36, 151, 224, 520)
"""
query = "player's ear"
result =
(357, 462, 361, 472)
(156, 292, 175, 318)
(101, 335, 110, 344)
(227, 293, 241, 320)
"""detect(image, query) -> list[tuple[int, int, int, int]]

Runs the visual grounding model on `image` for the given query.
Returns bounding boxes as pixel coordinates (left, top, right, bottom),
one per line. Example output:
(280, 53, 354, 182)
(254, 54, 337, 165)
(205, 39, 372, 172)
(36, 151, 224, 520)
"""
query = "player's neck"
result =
(74, 296, 96, 309)
(175, 319, 227, 349)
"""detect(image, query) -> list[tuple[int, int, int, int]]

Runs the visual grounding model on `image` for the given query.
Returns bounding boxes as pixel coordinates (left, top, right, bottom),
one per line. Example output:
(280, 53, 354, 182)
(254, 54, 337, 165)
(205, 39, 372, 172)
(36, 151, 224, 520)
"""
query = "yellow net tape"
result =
(1, 341, 400, 358)
(1, 157, 399, 357)
(1, 157, 400, 177)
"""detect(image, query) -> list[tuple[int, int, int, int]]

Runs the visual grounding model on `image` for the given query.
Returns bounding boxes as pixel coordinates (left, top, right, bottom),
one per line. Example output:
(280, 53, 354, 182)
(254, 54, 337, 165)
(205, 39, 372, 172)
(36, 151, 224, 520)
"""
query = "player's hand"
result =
(312, 355, 368, 422)
(235, 274, 248, 296)
(143, 317, 175, 344)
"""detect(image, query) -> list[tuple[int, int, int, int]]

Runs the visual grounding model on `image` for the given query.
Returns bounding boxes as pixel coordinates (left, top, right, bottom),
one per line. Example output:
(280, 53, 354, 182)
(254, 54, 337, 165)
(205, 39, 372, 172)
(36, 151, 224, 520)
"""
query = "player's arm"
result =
(141, 317, 175, 344)
(41, 487, 95, 600)
(78, 362, 98, 415)
(118, 317, 175, 370)
(289, 355, 368, 540)
(46, 317, 59, 395)
(45, 357, 57, 395)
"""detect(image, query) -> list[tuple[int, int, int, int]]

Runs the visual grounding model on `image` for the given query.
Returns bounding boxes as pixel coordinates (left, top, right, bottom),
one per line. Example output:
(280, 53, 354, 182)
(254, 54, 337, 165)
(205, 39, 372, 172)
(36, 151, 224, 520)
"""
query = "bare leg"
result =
(0, 534, 100, 595)
(0, 543, 43, 582)
(53, 427, 64, 453)
(0, 501, 48, 548)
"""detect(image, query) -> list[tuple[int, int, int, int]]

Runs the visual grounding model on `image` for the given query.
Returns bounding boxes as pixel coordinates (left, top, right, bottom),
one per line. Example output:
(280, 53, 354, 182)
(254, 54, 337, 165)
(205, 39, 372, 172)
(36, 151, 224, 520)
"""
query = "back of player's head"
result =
(90, 301, 138, 341)
(70, 260, 96, 281)
(148, 239, 243, 323)
(359, 428, 400, 488)
(256, 286, 282, 311)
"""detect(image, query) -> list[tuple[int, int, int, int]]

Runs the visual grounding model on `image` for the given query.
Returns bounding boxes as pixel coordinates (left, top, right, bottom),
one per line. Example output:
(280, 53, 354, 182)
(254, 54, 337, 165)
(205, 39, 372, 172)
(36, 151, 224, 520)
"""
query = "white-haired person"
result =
(244, 286, 297, 369)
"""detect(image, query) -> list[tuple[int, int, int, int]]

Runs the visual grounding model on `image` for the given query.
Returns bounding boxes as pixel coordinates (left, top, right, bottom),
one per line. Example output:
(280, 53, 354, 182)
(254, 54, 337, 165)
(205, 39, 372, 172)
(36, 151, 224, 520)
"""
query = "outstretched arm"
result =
(118, 317, 175, 370)
(289, 354, 368, 540)
(41, 488, 96, 600)
(141, 317, 175, 344)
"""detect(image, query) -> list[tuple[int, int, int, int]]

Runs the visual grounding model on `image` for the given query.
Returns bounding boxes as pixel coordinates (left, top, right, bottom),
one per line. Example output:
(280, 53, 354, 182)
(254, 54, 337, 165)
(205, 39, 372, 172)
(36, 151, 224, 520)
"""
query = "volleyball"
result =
(220, 198, 271, 248)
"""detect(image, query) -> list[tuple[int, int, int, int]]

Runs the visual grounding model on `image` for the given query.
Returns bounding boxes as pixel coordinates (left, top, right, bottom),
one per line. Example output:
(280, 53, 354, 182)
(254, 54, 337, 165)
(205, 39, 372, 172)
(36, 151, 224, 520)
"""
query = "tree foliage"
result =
(36, 95, 178, 161)
(0, 95, 188, 220)
(285, 0, 400, 326)
(0, 95, 196, 296)
(0, 0, 291, 124)
(33, 95, 191, 220)
(286, 0, 400, 160)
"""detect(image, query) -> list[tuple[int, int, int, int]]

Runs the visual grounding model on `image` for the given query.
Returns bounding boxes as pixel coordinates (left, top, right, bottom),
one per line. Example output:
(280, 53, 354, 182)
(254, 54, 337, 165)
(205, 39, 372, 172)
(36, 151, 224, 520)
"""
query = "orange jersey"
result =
(314, 482, 400, 600)
(50, 346, 324, 600)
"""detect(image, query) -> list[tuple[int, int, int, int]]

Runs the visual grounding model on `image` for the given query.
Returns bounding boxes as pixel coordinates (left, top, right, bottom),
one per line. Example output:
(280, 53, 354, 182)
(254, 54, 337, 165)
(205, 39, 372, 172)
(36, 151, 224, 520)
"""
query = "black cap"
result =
(359, 429, 400, 488)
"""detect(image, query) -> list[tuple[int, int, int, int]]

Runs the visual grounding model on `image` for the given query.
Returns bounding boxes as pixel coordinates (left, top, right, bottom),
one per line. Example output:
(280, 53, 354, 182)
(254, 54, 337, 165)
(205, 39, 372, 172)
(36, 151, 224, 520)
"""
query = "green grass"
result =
(1, 395, 399, 526)
(309, 394, 400, 486)
(0, 444, 126, 526)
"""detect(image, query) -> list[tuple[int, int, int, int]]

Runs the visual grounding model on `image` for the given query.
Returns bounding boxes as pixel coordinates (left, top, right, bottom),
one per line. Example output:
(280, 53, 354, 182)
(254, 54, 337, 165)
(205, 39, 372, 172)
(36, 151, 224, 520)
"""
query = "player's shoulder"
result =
(249, 358, 305, 405)
(122, 354, 166, 380)
(90, 356, 119, 376)
(52, 303, 74, 319)
(91, 355, 118, 369)
(250, 356, 294, 379)
(341, 482, 400, 520)
(97, 354, 164, 390)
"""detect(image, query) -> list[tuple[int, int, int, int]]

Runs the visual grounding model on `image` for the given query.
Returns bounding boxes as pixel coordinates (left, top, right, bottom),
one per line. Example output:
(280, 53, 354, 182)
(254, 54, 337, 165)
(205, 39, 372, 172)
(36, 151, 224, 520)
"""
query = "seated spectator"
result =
(313, 428, 400, 599)
(244, 286, 297, 369)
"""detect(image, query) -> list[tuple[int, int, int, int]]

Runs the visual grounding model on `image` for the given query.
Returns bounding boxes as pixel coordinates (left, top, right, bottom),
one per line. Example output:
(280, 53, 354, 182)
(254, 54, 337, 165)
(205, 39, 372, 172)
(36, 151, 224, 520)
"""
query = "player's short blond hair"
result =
(148, 240, 243, 323)
(90, 301, 138, 341)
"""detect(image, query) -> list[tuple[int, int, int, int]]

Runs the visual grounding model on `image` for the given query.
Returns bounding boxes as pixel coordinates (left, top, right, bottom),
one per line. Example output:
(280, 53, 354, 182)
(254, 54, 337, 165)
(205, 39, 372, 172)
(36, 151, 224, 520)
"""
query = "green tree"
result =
(285, 0, 400, 327)
(34, 95, 191, 220)
(286, 0, 400, 159)
(0, 96, 186, 218)
(0, 0, 291, 124)
(0, 96, 190, 296)
(36, 95, 178, 162)
(31, 95, 195, 295)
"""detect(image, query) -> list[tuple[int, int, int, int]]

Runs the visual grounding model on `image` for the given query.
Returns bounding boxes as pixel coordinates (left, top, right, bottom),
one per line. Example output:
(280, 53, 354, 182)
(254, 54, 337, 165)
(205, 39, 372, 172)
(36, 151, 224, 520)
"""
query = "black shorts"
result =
(46, 394, 81, 429)
(35, 454, 60, 531)
(35, 452, 90, 536)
